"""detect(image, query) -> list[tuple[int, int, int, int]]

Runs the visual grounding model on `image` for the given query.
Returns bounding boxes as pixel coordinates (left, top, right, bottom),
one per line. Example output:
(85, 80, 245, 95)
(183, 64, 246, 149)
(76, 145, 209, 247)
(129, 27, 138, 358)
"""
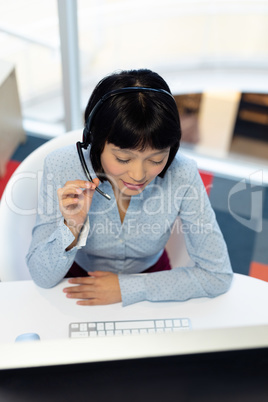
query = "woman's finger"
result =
(64, 180, 93, 188)
(66, 291, 94, 299)
(58, 181, 96, 199)
(67, 277, 95, 285)
(76, 299, 98, 306)
(63, 284, 94, 293)
(61, 197, 79, 207)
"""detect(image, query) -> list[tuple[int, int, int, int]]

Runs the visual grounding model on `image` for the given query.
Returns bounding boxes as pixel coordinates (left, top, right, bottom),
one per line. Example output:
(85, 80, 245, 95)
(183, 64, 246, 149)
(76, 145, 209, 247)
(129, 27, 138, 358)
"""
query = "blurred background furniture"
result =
(198, 91, 241, 155)
(231, 93, 268, 159)
(0, 59, 25, 178)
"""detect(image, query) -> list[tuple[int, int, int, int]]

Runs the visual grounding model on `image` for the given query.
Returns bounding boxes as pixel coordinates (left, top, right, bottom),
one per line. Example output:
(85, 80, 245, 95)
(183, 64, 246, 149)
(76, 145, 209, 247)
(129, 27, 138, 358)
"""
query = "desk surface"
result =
(0, 273, 268, 344)
(1, 273, 268, 371)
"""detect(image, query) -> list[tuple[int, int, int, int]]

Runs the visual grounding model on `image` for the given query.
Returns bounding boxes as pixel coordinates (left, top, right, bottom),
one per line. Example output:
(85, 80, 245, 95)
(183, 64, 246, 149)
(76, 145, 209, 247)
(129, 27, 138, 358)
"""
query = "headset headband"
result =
(81, 86, 175, 148)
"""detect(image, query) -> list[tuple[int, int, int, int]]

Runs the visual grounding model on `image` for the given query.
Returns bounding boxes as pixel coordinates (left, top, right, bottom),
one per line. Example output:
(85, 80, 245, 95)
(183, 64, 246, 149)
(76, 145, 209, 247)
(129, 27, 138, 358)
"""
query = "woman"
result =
(27, 69, 233, 306)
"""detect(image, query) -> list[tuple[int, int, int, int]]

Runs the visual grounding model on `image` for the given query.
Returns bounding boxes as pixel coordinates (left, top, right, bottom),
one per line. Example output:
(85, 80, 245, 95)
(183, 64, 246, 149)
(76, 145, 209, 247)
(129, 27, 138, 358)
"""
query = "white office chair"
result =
(0, 130, 191, 282)
(0, 130, 82, 281)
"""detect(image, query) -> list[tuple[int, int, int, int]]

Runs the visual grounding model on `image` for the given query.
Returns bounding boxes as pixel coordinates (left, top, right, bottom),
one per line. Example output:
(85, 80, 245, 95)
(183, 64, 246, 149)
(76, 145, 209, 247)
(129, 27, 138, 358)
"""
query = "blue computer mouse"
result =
(15, 333, 40, 342)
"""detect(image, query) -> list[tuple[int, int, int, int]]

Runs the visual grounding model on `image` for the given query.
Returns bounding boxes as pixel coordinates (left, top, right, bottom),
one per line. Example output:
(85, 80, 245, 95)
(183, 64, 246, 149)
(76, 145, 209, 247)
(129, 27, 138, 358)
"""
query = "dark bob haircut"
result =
(84, 69, 181, 181)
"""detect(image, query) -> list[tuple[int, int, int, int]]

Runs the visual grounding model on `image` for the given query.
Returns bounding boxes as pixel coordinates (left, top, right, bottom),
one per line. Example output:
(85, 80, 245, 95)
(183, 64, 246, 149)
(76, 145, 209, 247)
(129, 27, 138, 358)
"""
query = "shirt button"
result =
(119, 239, 124, 243)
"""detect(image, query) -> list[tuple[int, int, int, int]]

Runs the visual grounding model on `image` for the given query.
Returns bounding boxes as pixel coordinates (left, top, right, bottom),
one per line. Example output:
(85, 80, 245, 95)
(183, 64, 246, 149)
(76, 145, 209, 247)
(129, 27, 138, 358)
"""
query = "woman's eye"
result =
(116, 157, 130, 164)
(151, 159, 164, 165)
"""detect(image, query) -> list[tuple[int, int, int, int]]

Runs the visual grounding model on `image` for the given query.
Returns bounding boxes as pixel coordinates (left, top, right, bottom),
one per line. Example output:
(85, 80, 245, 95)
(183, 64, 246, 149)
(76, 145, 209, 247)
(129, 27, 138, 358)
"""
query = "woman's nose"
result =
(128, 162, 146, 182)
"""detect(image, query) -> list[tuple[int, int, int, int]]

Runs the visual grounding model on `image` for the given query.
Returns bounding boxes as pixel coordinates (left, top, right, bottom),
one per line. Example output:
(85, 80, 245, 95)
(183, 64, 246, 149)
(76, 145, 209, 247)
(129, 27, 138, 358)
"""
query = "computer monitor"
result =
(0, 325, 268, 401)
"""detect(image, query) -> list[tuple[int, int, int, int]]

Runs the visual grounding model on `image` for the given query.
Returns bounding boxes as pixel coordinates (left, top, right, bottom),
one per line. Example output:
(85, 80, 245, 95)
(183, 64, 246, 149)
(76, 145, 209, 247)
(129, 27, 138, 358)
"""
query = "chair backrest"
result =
(165, 217, 193, 269)
(0, 129, 192, 281)
(0, 130, 82, 281)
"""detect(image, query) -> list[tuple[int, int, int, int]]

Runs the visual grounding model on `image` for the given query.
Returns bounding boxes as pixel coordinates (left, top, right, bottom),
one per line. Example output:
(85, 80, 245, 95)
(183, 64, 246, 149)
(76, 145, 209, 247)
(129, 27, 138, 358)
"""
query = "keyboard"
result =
(69, 317, 191, 338)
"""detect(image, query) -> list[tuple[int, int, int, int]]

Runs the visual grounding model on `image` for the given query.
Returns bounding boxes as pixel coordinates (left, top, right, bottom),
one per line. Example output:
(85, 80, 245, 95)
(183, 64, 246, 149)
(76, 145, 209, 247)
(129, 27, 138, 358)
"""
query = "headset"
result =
(76, 86, 176, 200)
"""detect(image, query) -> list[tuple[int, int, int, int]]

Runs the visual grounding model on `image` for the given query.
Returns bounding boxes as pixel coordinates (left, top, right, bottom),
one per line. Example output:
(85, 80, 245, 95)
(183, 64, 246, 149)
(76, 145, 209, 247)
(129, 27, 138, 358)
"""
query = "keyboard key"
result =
(105, 322, 114, 330)
(71, 331, 88, 338)
(80, 323, 87, 331)
(165, 320, 173, 327)
(164, 328, 172, 332)
(155, 320, 164, 328)
(116, 320, 154, 330)
(182, 319, 190, 327)
(140, 329, 148, 334)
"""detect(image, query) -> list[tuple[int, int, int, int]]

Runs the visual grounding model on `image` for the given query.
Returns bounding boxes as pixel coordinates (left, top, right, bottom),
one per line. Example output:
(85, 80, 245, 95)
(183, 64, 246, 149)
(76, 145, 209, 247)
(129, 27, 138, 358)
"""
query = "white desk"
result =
(0, 273, 268, 370)
(0, 273, 268, 344)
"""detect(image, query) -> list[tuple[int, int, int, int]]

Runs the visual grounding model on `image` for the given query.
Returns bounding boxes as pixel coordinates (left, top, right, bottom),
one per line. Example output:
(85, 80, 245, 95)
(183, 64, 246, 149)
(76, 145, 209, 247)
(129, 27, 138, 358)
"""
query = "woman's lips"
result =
(123, 180, 146, 190)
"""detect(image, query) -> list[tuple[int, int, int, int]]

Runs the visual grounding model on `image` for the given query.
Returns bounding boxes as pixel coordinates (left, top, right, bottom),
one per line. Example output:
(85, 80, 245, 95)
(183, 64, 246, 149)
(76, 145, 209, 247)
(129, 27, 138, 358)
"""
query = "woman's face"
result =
(100, 143, 170, 197)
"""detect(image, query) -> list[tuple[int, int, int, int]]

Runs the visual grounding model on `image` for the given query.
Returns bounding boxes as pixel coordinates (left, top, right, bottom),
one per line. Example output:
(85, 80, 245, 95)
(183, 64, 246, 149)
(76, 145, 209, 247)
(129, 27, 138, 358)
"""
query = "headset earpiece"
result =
(82, 125, 90, 148)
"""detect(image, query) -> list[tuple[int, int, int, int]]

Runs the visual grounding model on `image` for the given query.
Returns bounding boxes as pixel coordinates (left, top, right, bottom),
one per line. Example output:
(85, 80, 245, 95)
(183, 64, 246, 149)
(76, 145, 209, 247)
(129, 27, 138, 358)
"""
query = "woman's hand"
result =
(57, 178, 99, 236)
(63, 271, 122, 305)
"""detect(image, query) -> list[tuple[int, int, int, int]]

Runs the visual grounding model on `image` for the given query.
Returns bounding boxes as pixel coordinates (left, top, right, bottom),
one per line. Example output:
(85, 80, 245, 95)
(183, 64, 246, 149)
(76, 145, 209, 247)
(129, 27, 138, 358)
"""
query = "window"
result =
(1, 0, 268, 136)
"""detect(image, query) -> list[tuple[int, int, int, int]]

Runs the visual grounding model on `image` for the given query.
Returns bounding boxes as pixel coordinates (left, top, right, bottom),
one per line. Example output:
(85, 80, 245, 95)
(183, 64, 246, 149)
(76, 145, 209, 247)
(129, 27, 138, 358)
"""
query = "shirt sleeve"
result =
(26, 156, 90, 288)
(118, 168, 233, 306)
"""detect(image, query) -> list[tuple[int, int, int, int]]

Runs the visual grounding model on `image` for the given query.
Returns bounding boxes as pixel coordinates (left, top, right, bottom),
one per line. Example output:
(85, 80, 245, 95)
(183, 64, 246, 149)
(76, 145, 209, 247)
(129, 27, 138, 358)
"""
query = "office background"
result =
(0, 0, 268, 282)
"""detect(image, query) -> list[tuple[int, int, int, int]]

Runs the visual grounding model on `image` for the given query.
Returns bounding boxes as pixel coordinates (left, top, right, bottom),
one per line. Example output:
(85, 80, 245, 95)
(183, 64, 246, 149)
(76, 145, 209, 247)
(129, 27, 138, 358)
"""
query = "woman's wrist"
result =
(64, 220, 81, 250)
